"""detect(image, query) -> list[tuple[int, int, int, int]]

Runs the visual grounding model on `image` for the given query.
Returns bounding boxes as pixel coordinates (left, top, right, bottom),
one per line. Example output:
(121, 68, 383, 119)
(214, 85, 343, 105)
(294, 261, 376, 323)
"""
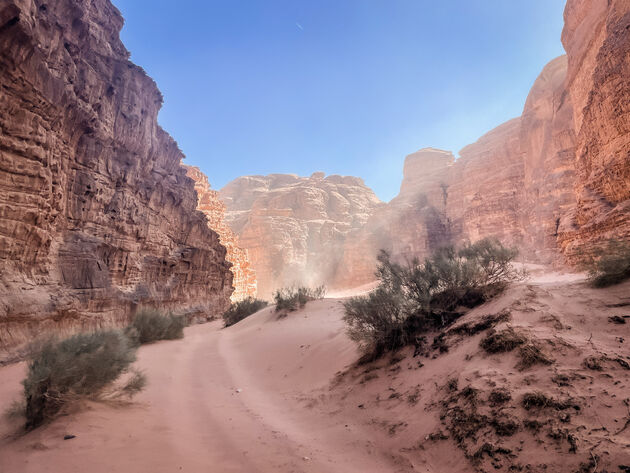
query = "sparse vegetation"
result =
(582, 239, 630, 287)
(223, 297, 269, 327)
(343, 238, 523, 358)
(126, 309, 186, 345)
(488, 388, 511, 406)
(21, 330, 143, 429)
(479, 328, 527, 354)
(274, 286, 326, 313)
(516, 343, 553, 370)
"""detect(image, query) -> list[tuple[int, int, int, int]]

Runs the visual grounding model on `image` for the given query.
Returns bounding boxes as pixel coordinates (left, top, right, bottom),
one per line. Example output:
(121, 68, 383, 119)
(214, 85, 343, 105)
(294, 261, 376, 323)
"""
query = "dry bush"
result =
(21, 330, 143, 429)
(343, 238, 523, 359)
(223, 297, 268, 327)
(516, 344, 553, 370)
(479, 328, 527, 354)
(126, 309, 186, 345)
(274, 286, 326, 313)
(582, 239, 630, 287)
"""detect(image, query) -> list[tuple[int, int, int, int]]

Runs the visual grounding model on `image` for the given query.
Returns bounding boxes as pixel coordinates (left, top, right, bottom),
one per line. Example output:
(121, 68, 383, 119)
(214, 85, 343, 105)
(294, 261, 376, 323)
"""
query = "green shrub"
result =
(22, 330, 142, 429)
(223, 297, 269, 327)
(583, 239, 630, 287)
(126, 309, 186, 345)
(343, 238, 523, 358)
(274, 286, 326, 313)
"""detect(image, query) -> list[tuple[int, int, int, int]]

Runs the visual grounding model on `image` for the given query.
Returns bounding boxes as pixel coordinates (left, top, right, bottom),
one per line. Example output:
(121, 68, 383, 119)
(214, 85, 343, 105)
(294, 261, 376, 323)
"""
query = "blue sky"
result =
(113, 0, 566, 201)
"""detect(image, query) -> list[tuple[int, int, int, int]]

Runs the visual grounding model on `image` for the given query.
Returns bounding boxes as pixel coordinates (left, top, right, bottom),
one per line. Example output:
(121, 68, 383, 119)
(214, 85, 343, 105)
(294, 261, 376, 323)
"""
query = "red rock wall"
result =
(184, 166, 257, 302)
(558, 0, 630, 259)
(0, 0, 232, 353)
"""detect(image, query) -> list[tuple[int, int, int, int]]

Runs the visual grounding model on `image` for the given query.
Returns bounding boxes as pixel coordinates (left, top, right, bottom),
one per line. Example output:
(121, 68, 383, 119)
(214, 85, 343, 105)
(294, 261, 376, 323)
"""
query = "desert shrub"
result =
(22, 330, 142, 429)
(274, 286, 326, 313)
(488, 388, 512, 406)
(516, 343, 553, 370)
(344, 238, 523, 358)
(583, 239, 630, 287)
(223, 297, 268, 327)
(126, 309, 186, 345)
(479, 328, 527, 354)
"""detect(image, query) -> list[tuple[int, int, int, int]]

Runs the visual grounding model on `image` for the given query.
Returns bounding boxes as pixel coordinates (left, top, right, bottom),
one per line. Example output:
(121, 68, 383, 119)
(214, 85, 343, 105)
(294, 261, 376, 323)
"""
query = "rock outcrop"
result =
(220, 173, 382, 297)
(184, 166, 257, 301)
(0, 0, 232, 352)
(558, 0, 630, 259)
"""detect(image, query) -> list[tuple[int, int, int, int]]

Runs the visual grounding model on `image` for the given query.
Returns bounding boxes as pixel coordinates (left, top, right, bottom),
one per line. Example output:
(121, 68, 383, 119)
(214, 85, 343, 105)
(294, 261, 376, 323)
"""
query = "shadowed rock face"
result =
(220, 173, 382, 298)
(558, 0, 630, 259)
(184, 166, 257, 302)
(0, 0, 232, 351)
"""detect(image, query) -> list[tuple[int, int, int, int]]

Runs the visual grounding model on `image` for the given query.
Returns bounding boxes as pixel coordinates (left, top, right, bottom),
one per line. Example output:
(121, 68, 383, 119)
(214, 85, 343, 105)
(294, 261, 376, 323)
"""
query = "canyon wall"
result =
(184, 166, 257, 301)
(558, 0, 630, 259)
(220, 173, 382, 297)
(0, 0, 232, 352)
(217, 0, 629, 294)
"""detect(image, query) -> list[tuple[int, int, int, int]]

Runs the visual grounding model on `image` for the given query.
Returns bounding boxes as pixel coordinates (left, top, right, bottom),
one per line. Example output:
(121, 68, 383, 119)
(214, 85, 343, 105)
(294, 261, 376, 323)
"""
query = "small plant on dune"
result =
(343, 238, 523, 359)
(582, 239, 630, 288)
(479, 328, 527, 354)
(274, 286, 326, 313)
(223, 297, 269, 327)
(21, 330, 144, 429)
(126, 308, 186, 345)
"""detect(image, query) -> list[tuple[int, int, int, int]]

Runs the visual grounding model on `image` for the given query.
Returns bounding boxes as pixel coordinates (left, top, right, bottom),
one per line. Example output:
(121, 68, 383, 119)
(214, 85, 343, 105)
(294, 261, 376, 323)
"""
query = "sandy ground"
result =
(0, 300, 399, 473)
(1, 272, 629, 472)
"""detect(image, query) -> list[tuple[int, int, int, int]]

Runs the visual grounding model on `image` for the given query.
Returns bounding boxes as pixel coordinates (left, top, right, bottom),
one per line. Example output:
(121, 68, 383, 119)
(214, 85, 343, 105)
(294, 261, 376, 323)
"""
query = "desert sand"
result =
(1, 270, 629, 472)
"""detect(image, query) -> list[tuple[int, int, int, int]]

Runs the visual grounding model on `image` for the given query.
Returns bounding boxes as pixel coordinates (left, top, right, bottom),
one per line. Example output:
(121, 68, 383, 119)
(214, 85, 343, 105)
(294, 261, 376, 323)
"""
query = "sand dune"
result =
(1, 274, 629, 472)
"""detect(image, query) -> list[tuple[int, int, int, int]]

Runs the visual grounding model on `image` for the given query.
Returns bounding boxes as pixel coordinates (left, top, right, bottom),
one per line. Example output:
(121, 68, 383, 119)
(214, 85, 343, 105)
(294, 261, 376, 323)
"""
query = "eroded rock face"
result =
(558, 0, 630, 259)
(220, 173, 382, 297)
(184, 166, 257, 302)
(0, 0, 232, 351)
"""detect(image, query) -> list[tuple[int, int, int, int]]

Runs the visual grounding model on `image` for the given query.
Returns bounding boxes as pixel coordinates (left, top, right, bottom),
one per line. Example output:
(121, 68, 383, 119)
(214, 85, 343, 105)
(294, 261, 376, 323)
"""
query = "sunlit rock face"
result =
(0, 0, 232, 351)
(220, 173, 382, 298)
(446, 118, 525, 249)
(520, 55, 577, 263)
(184, 166, 257, 302)
(558, 0, 630, 259)
(334, 149, 453, 288)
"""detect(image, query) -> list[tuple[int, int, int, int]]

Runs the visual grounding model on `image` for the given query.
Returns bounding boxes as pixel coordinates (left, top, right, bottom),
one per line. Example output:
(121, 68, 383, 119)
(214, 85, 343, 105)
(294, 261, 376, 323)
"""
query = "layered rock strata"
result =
(220, 173, 382, 297)
(0, 0, 232, 352)
(184, 166, 257, 302)
(558, 0, 630, 258)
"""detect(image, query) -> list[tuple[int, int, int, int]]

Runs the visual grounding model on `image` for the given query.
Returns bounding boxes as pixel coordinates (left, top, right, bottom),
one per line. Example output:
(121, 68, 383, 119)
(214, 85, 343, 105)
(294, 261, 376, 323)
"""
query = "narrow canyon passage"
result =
(0, 301, 401, 473)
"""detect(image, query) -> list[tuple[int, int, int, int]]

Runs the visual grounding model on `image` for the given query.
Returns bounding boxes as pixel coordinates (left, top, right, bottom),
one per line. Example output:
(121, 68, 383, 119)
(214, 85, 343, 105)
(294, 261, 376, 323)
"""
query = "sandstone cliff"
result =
(184, 166, 256, 302)
(0, 0, 232, 352)
(558, 0, 630, 259)
(220, 173, 382, 297)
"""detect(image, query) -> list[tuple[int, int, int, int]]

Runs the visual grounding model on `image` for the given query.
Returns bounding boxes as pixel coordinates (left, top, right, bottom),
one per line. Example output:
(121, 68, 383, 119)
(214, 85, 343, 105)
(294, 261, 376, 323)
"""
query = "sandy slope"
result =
(1, 273, 629, 472)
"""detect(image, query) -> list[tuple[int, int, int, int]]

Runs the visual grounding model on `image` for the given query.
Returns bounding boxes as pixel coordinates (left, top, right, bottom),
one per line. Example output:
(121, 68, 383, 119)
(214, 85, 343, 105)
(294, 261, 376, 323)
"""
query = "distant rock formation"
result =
(215, 1, 628, 295)
(220, 173, 382, 297)
(184, 166, 257, 301)
(0, 0, 232, 351)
